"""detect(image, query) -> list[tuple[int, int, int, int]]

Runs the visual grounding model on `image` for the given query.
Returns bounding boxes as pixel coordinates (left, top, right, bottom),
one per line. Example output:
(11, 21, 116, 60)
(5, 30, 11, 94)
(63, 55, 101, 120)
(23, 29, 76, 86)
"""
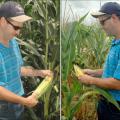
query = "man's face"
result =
(98, 15, 111, 26)
(3, 18, 23, 40)
(98, 15, 113, 36)
(5, 19, 23, 38)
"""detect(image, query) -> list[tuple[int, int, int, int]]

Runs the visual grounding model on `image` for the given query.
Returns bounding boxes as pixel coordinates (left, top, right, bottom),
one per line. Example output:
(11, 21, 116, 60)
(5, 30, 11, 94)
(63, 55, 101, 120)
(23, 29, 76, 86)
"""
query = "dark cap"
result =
(0, 1, 32, 23)
(91, 2, 120, 18)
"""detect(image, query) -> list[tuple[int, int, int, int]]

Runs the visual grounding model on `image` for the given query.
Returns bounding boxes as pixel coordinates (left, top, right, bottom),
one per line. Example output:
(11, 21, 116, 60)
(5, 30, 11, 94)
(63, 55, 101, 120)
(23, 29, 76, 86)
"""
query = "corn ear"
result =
(54, 85, 59, 93)
(33, 75, 53, 99)
(74, 65, 84, 77)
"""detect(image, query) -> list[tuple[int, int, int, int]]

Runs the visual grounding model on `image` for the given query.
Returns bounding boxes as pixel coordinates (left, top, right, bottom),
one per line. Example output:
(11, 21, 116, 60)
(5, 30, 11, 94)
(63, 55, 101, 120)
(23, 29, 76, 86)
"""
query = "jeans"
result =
(0, 100, 24, 120)
(97, 98, 120, 120)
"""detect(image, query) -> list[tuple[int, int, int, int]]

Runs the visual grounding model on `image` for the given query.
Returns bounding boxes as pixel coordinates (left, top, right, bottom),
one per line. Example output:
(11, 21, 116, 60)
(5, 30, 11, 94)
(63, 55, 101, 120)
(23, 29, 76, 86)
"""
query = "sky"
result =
(61, 0, 120, 25)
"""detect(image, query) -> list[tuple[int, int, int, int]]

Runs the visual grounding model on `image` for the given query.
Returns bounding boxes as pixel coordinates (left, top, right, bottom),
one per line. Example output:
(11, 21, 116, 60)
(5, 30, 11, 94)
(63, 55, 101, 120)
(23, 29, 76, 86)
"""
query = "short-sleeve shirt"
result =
(0, 38, 24, 96)
(102, 39, 120, 101)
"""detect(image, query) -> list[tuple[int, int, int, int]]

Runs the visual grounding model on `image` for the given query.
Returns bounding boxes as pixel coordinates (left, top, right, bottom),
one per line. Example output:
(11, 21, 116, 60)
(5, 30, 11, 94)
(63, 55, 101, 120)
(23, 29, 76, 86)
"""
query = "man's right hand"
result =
(23, 94, 38, 108)
(0, 86, 38, 108)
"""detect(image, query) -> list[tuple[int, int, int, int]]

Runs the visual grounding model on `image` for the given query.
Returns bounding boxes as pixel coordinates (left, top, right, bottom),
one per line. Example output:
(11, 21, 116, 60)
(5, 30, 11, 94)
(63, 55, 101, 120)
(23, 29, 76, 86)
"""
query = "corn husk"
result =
(33, 75, 53, 99)
(74, 65, 84, 77)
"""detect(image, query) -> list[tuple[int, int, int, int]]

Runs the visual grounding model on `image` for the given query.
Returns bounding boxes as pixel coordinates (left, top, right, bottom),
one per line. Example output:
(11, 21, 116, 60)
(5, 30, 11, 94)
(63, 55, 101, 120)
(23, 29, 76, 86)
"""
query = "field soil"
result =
(75, 97, 98, 120)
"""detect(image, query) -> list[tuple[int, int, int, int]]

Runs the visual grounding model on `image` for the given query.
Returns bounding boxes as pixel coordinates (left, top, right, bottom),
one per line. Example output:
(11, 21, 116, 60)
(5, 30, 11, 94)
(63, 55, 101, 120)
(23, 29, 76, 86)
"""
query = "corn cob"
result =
(32, 75, 53, 99)
(54, 85, 59, 93)
(74, 65, 84, 77)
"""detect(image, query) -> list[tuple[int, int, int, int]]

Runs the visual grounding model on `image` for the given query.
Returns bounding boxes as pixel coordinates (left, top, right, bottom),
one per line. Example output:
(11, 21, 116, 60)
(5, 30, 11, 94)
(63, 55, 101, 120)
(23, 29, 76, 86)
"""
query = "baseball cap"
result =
(0, 1, 32, 23)
(91, 2, 120, 18)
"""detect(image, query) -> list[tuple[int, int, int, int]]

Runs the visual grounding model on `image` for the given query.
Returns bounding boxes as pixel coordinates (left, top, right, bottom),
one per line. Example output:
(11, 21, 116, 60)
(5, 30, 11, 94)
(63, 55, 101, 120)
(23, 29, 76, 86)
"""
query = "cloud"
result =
(61, 0, 120, 24)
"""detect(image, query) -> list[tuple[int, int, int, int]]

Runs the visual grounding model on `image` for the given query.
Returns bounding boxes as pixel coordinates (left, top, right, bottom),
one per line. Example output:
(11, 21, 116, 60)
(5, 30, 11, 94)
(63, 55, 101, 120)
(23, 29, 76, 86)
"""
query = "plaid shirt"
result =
(102, 39, 120, 101)
(0, 38, 24, 95)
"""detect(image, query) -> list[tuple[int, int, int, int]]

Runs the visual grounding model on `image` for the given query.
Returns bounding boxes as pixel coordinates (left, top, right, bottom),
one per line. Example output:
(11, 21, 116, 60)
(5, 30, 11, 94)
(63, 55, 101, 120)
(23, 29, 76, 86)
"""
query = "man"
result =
(78, 2, 120, 120)
(0, 1, 52, 120)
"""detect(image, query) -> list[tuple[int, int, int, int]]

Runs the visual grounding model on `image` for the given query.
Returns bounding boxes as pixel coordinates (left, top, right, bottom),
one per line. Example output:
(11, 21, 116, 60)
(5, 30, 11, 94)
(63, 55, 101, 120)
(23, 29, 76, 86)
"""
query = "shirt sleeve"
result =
(11, 38, 24, 66)
(113, 58, 120, 80)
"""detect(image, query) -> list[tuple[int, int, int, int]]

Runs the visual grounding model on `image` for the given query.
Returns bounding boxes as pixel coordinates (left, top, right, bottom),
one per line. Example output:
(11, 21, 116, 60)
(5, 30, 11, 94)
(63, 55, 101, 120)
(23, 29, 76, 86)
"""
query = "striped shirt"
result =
(0, 38, 24, 95)
(102, 39, 120, 101)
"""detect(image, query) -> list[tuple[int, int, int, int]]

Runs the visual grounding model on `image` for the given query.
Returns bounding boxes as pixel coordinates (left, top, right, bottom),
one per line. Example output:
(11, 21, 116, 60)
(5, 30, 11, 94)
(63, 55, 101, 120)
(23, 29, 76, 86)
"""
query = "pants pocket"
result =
(108, 101, 120, 113)
(0, 101, 9, 118)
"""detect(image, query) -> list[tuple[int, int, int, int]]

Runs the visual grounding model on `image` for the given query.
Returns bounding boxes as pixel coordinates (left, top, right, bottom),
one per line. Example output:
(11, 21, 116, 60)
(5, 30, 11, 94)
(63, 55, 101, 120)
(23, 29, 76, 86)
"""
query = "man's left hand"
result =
(39, 70, 53, 78)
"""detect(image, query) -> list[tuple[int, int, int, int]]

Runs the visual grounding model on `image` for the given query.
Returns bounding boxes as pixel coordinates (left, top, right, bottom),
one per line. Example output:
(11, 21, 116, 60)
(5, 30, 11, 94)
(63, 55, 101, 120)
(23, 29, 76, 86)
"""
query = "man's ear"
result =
(0, 17, 7, 25)
(111, 14, 119, 20)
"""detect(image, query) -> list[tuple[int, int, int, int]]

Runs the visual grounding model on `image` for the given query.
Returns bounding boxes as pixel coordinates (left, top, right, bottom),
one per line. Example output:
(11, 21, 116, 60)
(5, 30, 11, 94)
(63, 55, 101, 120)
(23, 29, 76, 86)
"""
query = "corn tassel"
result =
(33, 75, 53, 99)
(74, 65, 84, 77)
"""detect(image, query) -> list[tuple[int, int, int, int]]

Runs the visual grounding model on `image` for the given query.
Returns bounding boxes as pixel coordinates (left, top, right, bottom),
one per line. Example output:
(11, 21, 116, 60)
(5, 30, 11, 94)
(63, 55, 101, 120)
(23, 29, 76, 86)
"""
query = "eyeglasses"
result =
(6, 19, 22, 31)
(99, 16, 111, 25)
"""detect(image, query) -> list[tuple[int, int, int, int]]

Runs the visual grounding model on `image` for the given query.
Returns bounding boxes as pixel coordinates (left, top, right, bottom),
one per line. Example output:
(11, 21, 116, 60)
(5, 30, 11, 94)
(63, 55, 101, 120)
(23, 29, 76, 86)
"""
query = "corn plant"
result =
(21, 1, 60, 119)
(61, 12, 90, 119)
(74, 24, 111, 69)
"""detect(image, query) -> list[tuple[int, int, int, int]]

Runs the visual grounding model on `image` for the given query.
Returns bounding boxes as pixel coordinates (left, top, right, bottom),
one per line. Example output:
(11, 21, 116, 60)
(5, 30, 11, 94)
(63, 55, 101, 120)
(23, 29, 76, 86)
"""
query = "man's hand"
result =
(83, 69, 103, 77)
(78, 74, 93, 85)
(83, 69, 96, 76)
(21, 67, 53, 77)
(23, 94, 38, 108)
(39, 70, 53, 78)
(78, 74, 120, 90)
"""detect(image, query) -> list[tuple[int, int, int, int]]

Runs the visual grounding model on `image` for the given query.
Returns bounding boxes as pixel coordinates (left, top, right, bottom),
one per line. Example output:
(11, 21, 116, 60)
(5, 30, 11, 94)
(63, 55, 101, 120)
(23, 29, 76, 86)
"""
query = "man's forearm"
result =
(93, 77, 120, 90)
(79, 75, 120, 90)
(0, 86, 38, 107)
(21, 66, 41, 77)
(0, 86, 26, 105)
(21, 66, 52, 77)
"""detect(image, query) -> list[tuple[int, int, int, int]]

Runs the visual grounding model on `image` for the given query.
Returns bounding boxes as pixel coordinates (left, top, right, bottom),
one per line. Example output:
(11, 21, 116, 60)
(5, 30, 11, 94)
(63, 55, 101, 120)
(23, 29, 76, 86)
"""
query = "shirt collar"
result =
(111, 39, 120, 46)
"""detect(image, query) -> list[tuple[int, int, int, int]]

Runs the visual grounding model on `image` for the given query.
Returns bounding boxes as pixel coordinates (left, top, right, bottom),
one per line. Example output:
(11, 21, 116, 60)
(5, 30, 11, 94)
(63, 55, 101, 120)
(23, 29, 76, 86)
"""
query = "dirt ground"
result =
(75, 97, 98, 120)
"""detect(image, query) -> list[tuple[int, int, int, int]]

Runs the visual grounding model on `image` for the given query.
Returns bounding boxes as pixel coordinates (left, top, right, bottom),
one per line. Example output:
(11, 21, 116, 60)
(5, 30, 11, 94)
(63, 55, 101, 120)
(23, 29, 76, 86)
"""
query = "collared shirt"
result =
(102, 39, 120, 101)
(0, 38, 24, 95)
